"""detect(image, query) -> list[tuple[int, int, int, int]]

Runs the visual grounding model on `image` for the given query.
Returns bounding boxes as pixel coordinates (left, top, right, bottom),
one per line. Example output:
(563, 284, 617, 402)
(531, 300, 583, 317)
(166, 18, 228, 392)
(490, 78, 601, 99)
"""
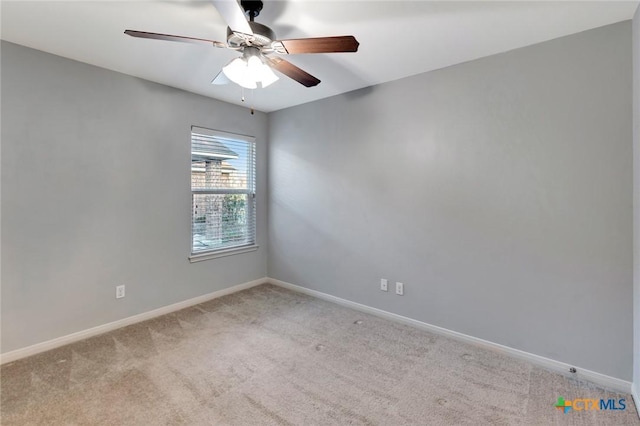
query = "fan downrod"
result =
(241, 0, 263, 21)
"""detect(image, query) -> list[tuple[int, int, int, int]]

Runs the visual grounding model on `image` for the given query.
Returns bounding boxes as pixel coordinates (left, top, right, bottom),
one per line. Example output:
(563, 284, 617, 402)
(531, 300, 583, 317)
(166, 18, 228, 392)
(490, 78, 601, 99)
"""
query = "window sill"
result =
(189, 245, 259, 263)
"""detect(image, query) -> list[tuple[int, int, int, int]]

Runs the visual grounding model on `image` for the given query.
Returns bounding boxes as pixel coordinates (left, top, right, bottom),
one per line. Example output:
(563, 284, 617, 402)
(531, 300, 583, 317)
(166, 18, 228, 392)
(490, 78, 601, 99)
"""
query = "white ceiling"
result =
(2, 1, 638, 112)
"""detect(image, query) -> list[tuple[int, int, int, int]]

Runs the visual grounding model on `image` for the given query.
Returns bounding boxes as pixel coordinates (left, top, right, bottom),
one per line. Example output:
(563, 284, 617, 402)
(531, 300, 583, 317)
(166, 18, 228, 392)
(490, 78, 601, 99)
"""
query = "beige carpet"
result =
(1, 284, 638, 425)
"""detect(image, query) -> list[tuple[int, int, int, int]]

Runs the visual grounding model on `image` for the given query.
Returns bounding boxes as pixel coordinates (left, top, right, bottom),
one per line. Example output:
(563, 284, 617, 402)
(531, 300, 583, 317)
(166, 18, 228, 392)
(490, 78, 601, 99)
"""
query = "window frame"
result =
(188, 126, 258, 263)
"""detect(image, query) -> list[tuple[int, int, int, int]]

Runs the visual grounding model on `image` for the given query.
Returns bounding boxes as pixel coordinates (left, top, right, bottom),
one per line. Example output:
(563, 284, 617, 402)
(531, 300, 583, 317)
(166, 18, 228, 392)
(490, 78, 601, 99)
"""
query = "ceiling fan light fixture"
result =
(255, 60, 279, 88)
(222, 47, 279, 89)
(222, 57, 257, 89)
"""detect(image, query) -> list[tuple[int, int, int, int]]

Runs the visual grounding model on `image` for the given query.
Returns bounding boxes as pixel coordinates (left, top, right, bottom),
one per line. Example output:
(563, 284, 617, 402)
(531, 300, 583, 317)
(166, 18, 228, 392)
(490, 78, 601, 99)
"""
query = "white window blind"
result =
(191, 126, 256, 255)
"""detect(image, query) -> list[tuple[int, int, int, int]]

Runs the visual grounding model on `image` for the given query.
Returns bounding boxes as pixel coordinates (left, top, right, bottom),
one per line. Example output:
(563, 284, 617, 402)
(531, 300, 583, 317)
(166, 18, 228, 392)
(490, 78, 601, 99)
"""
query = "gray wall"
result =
(633, 5, 640, 396)
(1, 41, 268, 353)
(268, 22, 633, 380)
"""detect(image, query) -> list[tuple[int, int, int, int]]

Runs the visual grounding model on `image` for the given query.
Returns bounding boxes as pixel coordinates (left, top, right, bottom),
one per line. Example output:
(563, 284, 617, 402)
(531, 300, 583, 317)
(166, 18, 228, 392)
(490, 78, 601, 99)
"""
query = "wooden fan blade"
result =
(124, 30, 226, 48)
(267, 57, 320, 87)
(211, 0, 253, 36)
(273, 36, 359, 54)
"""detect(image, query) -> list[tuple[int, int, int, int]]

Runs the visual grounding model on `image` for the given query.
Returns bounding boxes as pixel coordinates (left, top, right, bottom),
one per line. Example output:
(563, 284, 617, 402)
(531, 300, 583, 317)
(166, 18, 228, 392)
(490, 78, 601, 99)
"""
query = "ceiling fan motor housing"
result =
(227, 21, 276, 51)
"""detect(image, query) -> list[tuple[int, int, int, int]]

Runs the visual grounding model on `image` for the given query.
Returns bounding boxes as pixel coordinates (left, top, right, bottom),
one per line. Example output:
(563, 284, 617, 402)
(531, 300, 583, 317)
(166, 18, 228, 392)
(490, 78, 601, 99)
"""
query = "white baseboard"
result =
(269, 278, 633, 394)
(0, 277, 268, 365)
(4, 276, 632, 396)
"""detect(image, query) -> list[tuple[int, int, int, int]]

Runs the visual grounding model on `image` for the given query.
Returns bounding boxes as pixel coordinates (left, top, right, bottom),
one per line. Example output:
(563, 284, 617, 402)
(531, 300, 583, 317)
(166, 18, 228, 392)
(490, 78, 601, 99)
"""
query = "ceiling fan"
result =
(124, 0, 359, 89)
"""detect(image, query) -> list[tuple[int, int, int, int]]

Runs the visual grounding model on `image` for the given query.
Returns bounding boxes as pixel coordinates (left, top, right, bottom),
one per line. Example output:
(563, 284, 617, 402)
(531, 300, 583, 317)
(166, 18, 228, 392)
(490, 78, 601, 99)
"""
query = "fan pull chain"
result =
(250, 88, 255, 115)
(239, 87, 254, 115)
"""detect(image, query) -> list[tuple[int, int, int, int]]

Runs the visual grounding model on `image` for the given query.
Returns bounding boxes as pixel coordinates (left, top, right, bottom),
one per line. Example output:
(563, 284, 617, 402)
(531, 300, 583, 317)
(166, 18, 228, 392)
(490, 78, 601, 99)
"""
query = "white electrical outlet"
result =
(380, 278, 388, 292)
(116, 285, 125, 299)
(396, 282, 404, 296)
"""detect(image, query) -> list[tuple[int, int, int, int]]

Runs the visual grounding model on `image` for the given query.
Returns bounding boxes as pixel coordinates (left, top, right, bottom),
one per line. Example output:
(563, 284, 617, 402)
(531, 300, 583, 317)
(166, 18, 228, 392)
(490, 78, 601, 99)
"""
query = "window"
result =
(190, 126, 256, 259)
